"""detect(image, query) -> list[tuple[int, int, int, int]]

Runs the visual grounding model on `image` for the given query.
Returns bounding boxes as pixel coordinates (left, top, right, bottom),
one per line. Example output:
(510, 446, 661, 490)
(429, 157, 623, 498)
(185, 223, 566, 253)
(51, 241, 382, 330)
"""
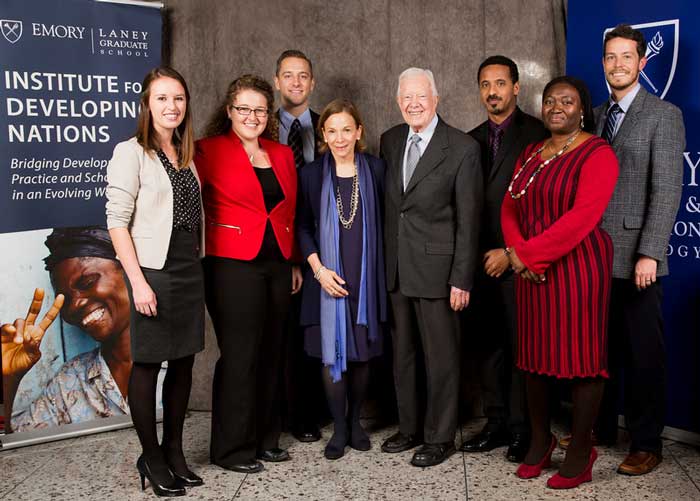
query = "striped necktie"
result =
(404, 134, 422, 190)
(602, 103, 621, 144)
(288, 118, 305, 169)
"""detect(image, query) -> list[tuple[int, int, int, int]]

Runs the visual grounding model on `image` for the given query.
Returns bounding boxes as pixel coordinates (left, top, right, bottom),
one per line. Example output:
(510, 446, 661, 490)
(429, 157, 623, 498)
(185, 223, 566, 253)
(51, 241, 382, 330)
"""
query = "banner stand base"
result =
(0, 411, 162, 451)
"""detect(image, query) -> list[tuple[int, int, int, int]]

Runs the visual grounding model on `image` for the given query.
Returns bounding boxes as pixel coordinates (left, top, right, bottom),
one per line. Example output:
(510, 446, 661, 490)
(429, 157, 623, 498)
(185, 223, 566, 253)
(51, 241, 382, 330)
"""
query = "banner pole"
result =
(95, 0, 163, 9)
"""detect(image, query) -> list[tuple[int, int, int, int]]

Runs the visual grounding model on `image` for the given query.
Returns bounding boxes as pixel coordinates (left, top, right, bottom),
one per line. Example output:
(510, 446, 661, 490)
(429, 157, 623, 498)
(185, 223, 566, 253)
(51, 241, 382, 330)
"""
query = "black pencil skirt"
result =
(126, 229, 205, 363)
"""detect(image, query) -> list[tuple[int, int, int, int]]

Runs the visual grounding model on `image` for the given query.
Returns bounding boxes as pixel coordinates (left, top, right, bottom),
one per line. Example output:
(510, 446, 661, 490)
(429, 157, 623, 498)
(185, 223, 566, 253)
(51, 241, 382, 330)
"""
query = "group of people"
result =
(1, 23, 683, 496)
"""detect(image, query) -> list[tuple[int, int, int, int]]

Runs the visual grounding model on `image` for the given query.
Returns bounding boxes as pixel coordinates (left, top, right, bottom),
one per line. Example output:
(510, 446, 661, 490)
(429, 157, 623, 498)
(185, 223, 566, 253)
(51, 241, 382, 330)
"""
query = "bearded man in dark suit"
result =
(460, 55, 548, 463)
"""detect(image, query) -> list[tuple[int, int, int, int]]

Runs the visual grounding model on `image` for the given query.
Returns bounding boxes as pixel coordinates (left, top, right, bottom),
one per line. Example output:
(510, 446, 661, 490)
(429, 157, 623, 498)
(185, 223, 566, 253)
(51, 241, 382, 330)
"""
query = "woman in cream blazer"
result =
(106, 67, 204, 497)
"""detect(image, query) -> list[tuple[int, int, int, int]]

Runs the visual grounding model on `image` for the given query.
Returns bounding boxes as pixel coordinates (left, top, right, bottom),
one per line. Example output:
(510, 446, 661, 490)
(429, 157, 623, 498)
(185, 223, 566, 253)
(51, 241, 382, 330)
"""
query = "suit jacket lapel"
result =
(471, 122, 490, 180)
(612, 88, 646, 147)
(265, 139, 293, 204)
(391, 126, 409, 198)
(404, 119, 447, 195)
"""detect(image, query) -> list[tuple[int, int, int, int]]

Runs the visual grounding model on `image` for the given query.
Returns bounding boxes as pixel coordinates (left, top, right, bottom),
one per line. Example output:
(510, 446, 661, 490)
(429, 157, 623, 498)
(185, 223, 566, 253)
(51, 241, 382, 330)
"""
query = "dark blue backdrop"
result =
(0, 0, 161, 233)
(567, 0, 700, 434)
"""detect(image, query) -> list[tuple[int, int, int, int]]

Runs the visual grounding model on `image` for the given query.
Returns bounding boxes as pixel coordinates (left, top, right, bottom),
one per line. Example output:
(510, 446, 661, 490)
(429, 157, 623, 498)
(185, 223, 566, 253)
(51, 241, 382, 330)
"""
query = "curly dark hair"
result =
(542, 76, 595, 133)
(203, 74, 279, 140)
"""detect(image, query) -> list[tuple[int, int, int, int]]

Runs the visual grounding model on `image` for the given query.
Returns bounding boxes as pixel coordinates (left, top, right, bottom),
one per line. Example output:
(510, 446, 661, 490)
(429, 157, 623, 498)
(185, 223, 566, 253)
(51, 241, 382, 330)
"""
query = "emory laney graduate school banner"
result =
(568, 0, 700, 438)
(0, 0, 161, 448)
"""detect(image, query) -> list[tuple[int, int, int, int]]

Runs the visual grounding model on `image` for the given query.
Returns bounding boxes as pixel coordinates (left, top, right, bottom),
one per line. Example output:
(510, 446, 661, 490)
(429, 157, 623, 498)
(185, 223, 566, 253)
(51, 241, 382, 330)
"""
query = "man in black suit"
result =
(460, 56, 548, 462)
(380, 68, 483, 467)
(274, 49, 324, 443)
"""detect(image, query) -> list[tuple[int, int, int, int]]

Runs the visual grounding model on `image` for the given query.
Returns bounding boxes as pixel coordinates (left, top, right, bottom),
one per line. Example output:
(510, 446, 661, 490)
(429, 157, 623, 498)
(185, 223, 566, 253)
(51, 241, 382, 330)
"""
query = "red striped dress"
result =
(501, 136, 618, 378)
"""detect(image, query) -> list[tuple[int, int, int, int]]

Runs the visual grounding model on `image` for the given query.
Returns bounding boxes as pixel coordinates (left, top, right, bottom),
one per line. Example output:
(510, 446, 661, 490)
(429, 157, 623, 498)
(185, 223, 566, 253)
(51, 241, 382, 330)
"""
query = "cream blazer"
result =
(105, 137, 204, 270)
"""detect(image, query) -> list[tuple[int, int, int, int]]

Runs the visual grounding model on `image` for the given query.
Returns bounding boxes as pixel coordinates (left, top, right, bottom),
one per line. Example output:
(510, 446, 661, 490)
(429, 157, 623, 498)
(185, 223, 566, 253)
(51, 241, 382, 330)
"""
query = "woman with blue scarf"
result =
(297, 99, 387, 460)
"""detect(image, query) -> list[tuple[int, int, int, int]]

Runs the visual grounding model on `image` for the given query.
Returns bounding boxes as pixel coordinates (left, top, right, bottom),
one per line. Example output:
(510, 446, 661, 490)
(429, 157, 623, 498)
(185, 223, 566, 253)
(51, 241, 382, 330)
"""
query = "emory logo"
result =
(1, 19, 22, 44)
(603, 19, 679, 100)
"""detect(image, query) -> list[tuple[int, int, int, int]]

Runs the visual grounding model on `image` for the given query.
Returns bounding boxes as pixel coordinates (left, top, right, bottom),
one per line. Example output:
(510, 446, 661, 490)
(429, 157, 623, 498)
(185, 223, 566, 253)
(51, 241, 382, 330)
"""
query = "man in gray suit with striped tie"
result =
(592, 24, 684, 476)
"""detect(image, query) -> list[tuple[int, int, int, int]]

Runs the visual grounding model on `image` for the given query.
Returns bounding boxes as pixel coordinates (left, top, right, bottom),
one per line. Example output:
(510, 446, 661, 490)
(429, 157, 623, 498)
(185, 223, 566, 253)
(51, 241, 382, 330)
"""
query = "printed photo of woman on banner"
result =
(1, 226, 163, 433)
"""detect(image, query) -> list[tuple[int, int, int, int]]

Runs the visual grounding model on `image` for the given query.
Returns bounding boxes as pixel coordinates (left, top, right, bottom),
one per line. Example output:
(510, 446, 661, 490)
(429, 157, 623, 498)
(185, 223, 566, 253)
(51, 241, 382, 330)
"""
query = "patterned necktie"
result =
(491, 126, 504, 164)
(288, 118, 305, 169)
(404, 134, 422, 190)
(602, 103, 622, 144)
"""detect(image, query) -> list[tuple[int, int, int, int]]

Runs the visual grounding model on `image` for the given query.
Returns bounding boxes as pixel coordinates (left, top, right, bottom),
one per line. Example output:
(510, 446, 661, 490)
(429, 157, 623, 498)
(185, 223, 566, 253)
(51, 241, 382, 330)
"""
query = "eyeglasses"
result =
(230, 105, 269, 118)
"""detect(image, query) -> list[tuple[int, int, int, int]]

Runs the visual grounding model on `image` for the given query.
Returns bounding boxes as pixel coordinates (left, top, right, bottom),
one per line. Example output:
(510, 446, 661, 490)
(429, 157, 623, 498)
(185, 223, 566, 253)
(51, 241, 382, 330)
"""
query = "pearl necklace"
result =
(507, 130, 581, 200)
(336, 166, 359, 229)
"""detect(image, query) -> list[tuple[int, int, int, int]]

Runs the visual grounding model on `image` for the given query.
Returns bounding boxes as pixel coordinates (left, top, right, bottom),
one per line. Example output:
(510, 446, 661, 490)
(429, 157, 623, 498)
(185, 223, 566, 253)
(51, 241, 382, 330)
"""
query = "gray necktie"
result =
(404, 134, 422, 190)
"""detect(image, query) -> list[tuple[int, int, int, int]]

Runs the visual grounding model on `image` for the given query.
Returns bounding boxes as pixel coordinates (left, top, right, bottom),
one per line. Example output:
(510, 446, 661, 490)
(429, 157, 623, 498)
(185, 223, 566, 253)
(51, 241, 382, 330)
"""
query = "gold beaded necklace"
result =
(508, 129, 581, 200)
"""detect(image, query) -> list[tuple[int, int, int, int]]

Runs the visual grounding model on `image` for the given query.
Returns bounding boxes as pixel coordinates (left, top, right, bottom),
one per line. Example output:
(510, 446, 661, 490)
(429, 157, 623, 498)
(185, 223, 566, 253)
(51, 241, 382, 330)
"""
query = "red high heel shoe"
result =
(516, 434, 557, 479)
(547, 447, 598, 489)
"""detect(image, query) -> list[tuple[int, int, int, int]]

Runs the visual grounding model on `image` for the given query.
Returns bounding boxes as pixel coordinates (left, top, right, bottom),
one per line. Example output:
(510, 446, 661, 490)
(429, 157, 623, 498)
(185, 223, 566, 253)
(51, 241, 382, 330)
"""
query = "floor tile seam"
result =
(231, 472, 248, 499)
(459, 426, 469, 501)
(669, 451, 700, 493)
(0, 447, 57, 500)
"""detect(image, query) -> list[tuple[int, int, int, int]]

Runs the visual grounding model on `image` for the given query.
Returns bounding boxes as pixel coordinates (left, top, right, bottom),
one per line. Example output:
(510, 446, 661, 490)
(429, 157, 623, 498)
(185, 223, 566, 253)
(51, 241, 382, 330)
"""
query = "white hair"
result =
(396, 67, 439, 97)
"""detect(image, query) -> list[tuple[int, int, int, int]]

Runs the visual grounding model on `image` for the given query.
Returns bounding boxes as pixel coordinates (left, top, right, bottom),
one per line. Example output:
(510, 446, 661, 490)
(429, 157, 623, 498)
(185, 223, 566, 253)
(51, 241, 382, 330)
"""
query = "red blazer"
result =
(195, 131, 297, 261)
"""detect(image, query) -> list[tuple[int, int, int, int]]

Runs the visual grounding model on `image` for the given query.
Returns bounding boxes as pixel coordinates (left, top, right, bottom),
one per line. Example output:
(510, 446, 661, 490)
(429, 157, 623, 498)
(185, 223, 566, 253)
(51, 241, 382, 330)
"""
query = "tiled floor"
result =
(1, 412, 699, 500)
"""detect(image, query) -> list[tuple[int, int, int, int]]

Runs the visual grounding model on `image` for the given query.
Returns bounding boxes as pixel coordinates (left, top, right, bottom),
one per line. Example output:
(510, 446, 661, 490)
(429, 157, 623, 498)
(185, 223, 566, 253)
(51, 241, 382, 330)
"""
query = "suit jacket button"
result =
(400, 212, 405, 218)
(285, 226, 290, 232)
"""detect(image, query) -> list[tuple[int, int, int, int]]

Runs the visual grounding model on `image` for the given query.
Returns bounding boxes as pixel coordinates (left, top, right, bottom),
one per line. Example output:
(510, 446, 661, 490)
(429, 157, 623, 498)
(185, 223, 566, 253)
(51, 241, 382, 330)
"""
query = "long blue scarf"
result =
(319, 152, 381, 382)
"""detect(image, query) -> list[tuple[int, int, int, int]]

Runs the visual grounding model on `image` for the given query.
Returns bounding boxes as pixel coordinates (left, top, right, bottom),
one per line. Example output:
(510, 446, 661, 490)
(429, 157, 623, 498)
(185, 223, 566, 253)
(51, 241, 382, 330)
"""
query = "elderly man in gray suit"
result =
(591, 24, 685, 476)
(380, 67, 482, 467)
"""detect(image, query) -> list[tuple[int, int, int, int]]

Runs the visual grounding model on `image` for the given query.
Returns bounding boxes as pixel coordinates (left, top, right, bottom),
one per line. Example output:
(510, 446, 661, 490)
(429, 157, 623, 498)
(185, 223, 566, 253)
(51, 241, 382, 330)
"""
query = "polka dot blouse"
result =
(157, 150, 201, 233)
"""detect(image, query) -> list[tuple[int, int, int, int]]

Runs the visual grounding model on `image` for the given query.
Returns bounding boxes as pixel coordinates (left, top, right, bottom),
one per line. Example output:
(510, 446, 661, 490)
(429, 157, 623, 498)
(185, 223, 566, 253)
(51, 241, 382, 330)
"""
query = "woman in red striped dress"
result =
(501, 76, 618, 489)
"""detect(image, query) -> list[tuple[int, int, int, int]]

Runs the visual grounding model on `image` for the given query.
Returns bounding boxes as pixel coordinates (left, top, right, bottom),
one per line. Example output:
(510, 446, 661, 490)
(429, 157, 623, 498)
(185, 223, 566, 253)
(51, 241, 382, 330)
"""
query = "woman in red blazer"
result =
(195, 75, 302, 474)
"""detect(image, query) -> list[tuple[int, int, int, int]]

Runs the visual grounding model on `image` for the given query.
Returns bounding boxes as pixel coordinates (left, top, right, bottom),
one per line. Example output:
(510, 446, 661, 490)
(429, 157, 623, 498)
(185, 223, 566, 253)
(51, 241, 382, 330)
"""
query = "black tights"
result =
(322, 362, 370, 453)
(524, 373, 604, 477)
(129, 355, 195, 479)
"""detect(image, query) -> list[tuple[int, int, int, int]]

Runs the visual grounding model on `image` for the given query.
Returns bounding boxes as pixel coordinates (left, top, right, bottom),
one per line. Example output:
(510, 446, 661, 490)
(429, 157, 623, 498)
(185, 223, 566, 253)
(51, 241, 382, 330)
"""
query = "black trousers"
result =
(283, 291, 326, 432)
(204, 256, 291, 466)
(466, 273, 527, 435)
(390, 289, 460, 444)
(597, 278, 666, 455)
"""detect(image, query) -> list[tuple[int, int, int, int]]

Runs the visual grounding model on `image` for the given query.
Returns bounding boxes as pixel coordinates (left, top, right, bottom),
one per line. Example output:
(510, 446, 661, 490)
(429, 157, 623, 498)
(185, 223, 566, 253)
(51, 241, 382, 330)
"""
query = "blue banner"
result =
(0, 0, 161, 442)
(0, 0, 161, 233)
(567, 0, 700, 434)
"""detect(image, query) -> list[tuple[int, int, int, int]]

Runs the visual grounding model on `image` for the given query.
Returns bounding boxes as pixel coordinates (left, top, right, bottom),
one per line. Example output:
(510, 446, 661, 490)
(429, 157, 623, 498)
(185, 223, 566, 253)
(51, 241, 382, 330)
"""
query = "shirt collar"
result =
(609, 83, 641, 113)
(279, 107, 312, 130)
(407, 113, 439, 142)
(488, 108, 516, 133)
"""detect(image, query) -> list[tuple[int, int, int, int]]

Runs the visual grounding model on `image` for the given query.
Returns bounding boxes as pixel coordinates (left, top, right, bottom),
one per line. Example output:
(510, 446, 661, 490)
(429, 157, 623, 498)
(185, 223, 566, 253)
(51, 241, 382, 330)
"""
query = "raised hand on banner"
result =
(1, 288, 64, 377)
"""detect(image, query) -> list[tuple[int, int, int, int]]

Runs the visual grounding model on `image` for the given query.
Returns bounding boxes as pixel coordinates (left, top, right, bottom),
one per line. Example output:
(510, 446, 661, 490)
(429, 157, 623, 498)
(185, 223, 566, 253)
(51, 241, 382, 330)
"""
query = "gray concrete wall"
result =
(162, 0, 568, 410)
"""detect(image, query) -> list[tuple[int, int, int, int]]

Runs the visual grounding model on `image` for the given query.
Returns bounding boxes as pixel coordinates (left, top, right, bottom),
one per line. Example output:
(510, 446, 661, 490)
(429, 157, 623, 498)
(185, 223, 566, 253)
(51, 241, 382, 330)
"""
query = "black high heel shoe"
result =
(171, 469, 204, 487)
(136, 455, 186, 497)
(161, 445, 204, 487)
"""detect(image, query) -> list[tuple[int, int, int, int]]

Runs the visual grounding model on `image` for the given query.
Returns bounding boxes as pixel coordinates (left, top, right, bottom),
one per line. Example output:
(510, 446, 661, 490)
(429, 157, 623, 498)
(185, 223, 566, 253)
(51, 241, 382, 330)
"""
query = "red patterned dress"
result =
(501, 136, 618, 378)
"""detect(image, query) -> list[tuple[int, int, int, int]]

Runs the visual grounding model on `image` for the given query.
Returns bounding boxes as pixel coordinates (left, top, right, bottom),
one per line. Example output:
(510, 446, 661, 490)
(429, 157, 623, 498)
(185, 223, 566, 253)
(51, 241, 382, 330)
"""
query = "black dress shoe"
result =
(381, 432, 420, 453)
(217, 460, 264, 474)
(459, 429, 509, 452)
(411, 442, 456, 467)
(257, 448, 291, 462)
(293, 427, 322, 443)
(171, 469, 204, 487)
(506, 433, 530, 463)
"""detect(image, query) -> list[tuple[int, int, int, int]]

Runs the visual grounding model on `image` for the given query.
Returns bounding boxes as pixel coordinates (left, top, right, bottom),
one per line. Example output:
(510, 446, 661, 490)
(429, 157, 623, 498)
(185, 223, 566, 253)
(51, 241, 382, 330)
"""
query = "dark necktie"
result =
(288, 118, 304, 169)
(602, 103, 622, 144)
(491, 127, 504, 164)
